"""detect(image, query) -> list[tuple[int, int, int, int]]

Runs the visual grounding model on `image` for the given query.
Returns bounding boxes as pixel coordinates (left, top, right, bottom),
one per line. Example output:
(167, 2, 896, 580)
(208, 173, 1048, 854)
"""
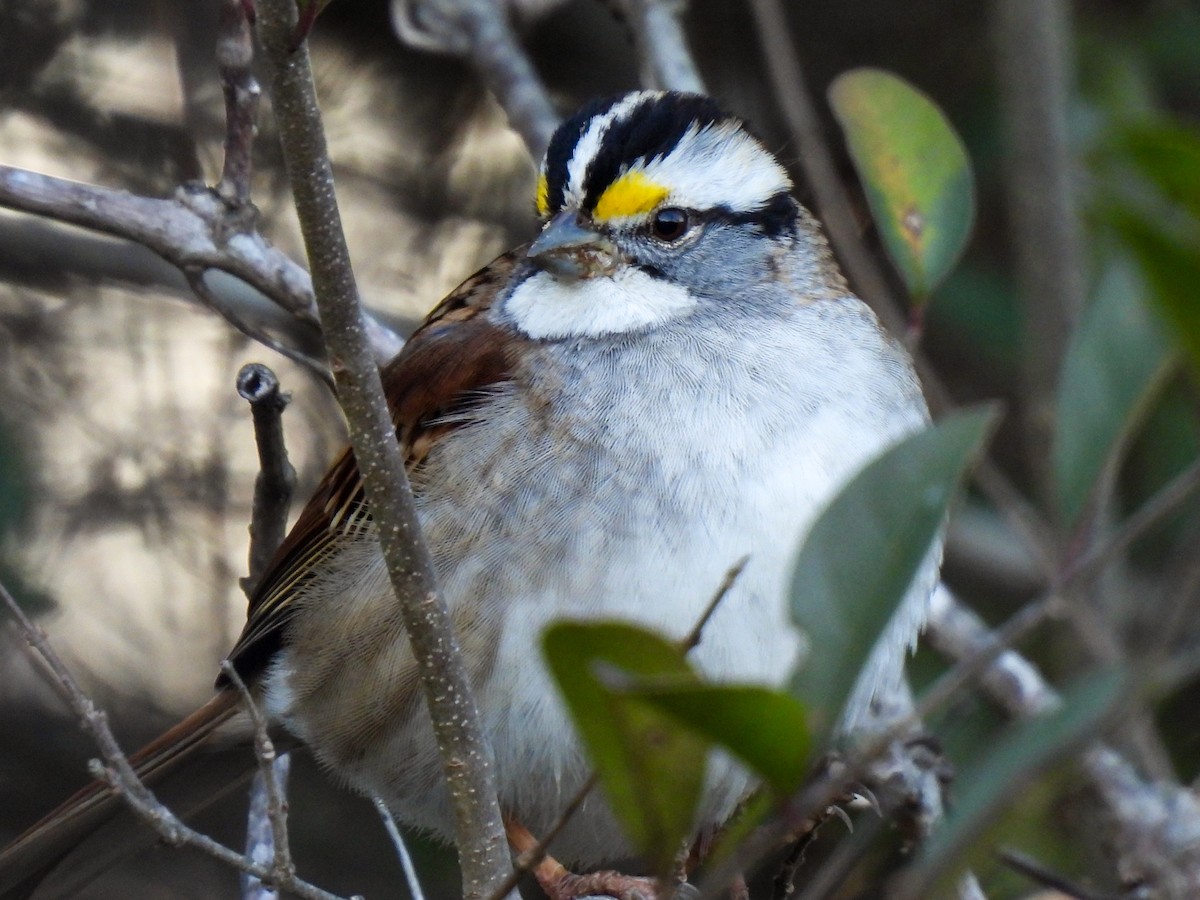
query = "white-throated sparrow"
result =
(1, 90, 934, 897)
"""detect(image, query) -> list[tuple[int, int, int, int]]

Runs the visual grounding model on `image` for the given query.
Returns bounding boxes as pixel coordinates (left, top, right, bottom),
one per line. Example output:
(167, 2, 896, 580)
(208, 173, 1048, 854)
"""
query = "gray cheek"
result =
(638, 227, 780, 301)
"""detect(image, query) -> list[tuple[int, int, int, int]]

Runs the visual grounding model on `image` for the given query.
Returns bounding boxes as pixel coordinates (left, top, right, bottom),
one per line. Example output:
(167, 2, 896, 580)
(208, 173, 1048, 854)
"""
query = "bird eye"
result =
(649, 208, 690, 243)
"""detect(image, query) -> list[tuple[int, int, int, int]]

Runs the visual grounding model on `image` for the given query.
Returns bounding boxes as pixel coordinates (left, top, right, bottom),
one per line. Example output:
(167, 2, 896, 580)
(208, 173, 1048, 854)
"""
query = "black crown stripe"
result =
(580, 93, 728, 213)
(542, 94, 626, 217)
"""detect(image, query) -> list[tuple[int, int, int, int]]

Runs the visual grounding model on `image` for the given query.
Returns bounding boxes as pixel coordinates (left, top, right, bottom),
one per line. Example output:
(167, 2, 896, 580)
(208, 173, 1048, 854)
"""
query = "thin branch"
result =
(0, 579, 349, 900)
(373, 797, 427, 900)
(926, 588, 1200, 894)
(748, 0, 1059, 579)
(188, 270, 333, 386)
(216, 0, 262, 203)
(253, 4, 513, 898)
(616, 0, 705, 93)
(483, 559, 749, 900)
(748, 0, 906, 337)
(232, 362, 297, 900)
(998, 846, 1122, 900)
(221, 661, 296, 896)
(0, 166, 404, 364)
(681, 555, 749, 653)
(390, 0, 558, 158)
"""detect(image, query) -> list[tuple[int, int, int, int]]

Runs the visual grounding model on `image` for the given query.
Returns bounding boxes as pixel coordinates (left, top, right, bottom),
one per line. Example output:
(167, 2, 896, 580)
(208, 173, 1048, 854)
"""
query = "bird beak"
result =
(528, 210, 620, 280)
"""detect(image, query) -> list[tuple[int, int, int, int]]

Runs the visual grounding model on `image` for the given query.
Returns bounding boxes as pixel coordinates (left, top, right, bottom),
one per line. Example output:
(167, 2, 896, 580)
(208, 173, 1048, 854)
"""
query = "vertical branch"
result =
(252, 3, 513, 898)
(235, 363, 297, 900)
(217, 0, 262, 203)
(237, 363, 297, 598)
(991, 0, 1086, 507)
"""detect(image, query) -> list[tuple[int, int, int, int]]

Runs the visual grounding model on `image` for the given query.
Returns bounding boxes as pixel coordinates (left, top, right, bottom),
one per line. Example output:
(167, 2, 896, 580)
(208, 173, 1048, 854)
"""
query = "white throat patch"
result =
(503, 268, 696, 339)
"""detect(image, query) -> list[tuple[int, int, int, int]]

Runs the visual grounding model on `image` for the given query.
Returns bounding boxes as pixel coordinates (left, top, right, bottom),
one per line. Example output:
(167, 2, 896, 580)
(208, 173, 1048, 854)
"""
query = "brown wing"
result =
(221, 248, 527, 685)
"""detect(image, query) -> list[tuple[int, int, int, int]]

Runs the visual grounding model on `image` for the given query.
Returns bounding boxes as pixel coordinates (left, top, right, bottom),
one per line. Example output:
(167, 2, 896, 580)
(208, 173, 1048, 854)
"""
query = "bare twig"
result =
(216, 0, 262, 203)
(189, 269, 333, 385)
(221, 661, 296, 897)
(681, 555, 749, 653)
(234, 361, 298, 900)
(373, 797, 428, 900)
(0, 579, 349, 900)
(389, 0, 558, 158)
(924, 586, 1057, 718)
(0, 166, 404, 364)
(926, 588, 1200, 895)
(615, 0, 705, 93)
(254, 3, 514, 897)
(237, 363, 299, 597)
(999, 846, 1122, 900)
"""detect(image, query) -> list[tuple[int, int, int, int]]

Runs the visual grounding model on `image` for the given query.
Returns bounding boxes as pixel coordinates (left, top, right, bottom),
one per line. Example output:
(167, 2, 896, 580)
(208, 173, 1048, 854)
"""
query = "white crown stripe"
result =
(557, 94, 791, 219)
(637, 122, 791, 215)
(564, 92, 659, 209)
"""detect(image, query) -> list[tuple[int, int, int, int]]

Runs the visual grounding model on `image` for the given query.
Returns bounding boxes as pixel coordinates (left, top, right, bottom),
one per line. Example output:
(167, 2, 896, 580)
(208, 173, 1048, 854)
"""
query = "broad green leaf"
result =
(627, 684, 810, 795)
(789, 407, 998, 743)
(542, 621, 706, 872)
(1053, 257, 1177, 526)
(1111, 208, 1200, 376)
(829, 68, 976, 301)
(897, 669, 1126, 897)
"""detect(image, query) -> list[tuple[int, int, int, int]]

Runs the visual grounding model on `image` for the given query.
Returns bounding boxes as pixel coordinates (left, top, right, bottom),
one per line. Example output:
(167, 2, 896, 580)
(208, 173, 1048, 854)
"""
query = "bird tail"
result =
(0, 690, 242, 899)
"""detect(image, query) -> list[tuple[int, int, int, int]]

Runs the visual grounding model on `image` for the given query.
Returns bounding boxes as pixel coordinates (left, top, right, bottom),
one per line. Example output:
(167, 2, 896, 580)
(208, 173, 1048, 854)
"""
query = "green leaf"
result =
(1111, 208, 1200, 376)
(1054, 256, 1177, 526)
(542, 621, 706, 871)
(1114, 121, 1200, 221)
(828, 68, 976, 301)
(899, 669, 1126, 895)
(627, 684, 810, 795)
(789, 407, 998, 743)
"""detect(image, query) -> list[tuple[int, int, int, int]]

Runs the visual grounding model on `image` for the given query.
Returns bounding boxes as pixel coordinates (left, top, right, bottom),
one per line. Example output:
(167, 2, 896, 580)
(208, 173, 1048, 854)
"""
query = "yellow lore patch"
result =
(593, 171, 669, 223)
(535, 173, 549, 217)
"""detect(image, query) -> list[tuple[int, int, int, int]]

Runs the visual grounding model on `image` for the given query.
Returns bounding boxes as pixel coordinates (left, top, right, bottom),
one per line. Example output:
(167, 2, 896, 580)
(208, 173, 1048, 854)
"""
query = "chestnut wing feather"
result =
(221, 249, 526, 685)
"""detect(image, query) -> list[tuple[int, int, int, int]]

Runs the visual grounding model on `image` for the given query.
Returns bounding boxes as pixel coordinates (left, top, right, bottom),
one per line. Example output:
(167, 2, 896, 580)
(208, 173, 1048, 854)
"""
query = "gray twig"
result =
(221, 661, 296, 899)
(189, 270, 332, 385)
(748, 0, 1064, 578)
(237, 362, 299, 597)
(0, 579, 349, 900)
(0, 166, 404, 364)
(926, 587, 1200, 895)
(748, 0, 906, 337)
(390, 0, 558, 158)
(373, 797, 428, 900)
(234, 361, 298, 900)
(254, 3, 514, 897)
(615, 0, 705, 93)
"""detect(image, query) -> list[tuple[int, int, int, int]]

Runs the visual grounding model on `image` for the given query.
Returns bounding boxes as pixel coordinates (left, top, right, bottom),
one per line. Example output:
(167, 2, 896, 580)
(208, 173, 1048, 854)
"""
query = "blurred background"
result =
(2, 0, 1200, 897)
